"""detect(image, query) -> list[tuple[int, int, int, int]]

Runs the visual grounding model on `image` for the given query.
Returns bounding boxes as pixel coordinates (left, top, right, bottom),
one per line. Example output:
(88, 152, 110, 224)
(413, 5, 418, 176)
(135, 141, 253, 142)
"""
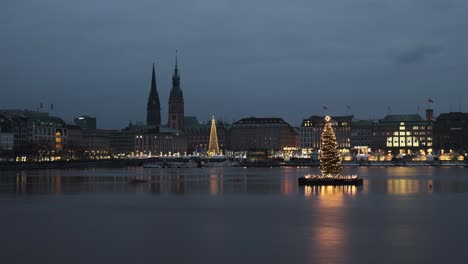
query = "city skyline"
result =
(2, 0, 468, 129)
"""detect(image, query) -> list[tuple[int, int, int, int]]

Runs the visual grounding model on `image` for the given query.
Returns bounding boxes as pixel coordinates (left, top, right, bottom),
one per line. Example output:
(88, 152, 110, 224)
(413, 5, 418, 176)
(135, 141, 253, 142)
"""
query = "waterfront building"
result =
(135, 127, 186, 156)
(0, 110, 67, 161)
(433, 112, 468, 154)
(64, 124, 84, 160)
(350, 120, 375, 154)
(168, 54, 184, 131)
(230, 117, 298, 152)
(300, 116, 352, 154)
(73, 115, 96, 130)
(371, 111, 433, 155)
(82, 129, 117, 159)
(0, 115, 14, 154)
(0, 131, 14, 151)
(110, 128, 137, 157)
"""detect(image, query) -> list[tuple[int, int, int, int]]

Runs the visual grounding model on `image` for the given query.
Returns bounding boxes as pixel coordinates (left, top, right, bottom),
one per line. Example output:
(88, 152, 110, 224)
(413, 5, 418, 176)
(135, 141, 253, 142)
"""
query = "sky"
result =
(2, 0, 468, 129)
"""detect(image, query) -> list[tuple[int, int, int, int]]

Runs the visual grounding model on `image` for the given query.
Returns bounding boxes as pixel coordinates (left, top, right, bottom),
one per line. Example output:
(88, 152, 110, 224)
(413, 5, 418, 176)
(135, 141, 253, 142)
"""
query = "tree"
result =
(319, 116, 342, 176)
(208, 116, 220, 156)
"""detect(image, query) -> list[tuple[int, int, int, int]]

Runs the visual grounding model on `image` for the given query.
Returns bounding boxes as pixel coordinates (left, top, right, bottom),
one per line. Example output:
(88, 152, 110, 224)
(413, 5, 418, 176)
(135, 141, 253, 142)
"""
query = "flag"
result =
(428, 98, 434, 103)
(40, 102, 43, 108)
(323, 106, 328, 110)
(346, 105, 351, 110)
(50, 104, 54, 110)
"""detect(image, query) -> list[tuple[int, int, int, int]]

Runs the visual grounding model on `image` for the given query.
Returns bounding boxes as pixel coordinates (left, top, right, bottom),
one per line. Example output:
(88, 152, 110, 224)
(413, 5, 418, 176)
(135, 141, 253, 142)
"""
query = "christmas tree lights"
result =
(319, 116, 342, 177)
(208, 115, 220, 156)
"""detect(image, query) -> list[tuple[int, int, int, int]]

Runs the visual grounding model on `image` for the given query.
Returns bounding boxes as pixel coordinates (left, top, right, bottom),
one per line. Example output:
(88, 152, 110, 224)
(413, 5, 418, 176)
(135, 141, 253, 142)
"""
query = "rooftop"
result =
(379, 114, 425, 123)
(234, 117, 289, 125)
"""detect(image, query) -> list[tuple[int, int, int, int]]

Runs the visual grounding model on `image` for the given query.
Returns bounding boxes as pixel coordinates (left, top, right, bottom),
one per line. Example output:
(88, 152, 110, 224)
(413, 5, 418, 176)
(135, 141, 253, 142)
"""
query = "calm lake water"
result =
(1, 166, 468, 264)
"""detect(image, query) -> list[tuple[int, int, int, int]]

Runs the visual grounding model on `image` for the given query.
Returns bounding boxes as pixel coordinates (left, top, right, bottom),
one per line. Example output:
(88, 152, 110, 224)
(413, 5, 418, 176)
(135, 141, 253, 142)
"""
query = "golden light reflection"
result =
(209, 174, 223, 196)
(304, 185, 358, 198)
(281, 178, 293, 195)
(55, 176, 61, 194)
(314, 226, 343, 263)
(305, 185, 353, 263)
(386, 179, 434, 195)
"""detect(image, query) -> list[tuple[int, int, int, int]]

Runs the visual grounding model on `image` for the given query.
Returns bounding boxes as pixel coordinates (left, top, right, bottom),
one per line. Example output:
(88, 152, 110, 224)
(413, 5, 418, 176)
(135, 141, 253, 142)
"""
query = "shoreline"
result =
(0, 160, 466, 171)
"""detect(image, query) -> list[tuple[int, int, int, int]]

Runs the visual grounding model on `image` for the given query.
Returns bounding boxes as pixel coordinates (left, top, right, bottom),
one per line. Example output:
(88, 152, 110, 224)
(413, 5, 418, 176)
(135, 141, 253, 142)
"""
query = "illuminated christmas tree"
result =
(319, 116, 342, 176)
(208, 115, 219, 156)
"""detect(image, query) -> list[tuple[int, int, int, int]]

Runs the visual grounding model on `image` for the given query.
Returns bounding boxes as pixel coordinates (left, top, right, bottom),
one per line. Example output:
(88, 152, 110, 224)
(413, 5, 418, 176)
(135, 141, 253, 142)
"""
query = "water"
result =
(1, 166, 468, 264)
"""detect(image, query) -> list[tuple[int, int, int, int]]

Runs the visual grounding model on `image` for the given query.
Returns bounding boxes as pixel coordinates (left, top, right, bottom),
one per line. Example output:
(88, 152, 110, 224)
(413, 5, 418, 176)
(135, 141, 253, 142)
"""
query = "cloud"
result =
(395, 44, 442, 65)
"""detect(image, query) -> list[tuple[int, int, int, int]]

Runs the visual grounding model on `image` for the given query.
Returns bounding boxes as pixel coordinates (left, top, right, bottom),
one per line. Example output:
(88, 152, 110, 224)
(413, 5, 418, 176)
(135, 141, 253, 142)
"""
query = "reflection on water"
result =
(1, 167, 468, 195)
(2, 167, 468, 264)
(209, 174, 222, 196)
(386, 179, 434, 195)
(304, 185, 359, 199)
(305, 185, 356, 263)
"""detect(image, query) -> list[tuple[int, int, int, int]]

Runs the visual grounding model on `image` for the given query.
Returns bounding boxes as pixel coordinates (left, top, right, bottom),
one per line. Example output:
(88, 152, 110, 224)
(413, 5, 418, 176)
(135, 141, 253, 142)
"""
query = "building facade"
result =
(301, 116, 352, 153)
(0, 110, 68, 161)
(230, 117, 298, 151)
(433, 112, 468, 154)
(82, 129, 117, 159)
(372, 114, 433, 154)
(350, 120, 374, 154)
(110, 130, 137, 157)
(0, 115, 14, 154)
(135, 128, 186, 156)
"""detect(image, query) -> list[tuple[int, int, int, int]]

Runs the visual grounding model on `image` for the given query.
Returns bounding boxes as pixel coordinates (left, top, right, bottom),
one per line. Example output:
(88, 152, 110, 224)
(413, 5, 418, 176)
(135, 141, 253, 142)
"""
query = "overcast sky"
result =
(2, 0, 468, 128)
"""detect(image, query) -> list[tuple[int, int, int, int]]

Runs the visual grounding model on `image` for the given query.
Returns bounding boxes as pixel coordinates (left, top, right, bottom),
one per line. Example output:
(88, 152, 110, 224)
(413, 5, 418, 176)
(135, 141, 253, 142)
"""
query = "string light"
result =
(319, 116, 342, 177)
(208, 115, 219, 156)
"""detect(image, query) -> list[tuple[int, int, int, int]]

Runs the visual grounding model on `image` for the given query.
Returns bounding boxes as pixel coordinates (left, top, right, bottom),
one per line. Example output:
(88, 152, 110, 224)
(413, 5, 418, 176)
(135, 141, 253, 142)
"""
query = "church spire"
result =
(151, 62, 156, 92)
(172, 50, 180, 87)
(147, 62, 161, 127)
(168, 52, 184, 131)
(174, 50, 178, 75)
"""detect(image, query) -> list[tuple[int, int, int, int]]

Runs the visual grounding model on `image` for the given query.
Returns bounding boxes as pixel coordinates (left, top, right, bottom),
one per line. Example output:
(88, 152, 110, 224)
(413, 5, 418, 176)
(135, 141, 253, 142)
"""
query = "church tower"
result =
(147, 62, 161, 127)
(168, 51, 184, 130)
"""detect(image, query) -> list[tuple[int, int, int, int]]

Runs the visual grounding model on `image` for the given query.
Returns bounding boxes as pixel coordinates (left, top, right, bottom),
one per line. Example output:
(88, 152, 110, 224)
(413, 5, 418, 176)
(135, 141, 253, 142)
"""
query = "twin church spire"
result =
(146, 51, 184, 131)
